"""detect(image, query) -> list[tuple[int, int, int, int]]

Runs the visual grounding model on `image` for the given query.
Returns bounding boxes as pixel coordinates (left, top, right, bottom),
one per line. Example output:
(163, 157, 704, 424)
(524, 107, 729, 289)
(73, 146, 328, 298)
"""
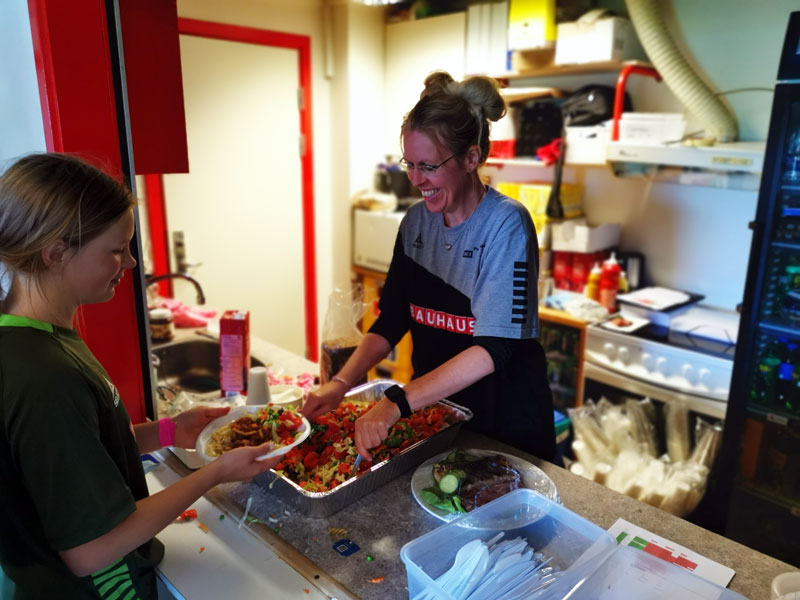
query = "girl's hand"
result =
(172, 406, 231, 448)
(354, 397, 400, 461)
(208, 442, 280, 484)
(301, 381, 347, 421)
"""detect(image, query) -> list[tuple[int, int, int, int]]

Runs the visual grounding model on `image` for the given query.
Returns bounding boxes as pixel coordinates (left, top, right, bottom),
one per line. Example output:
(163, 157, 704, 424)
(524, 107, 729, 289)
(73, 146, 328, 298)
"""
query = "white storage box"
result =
(555, 12, 643, 65)
(565, 124, 610, 165)
(353, 208, 404, 273)
(551, 218, 620, 253)
(619, 112, 687, 145)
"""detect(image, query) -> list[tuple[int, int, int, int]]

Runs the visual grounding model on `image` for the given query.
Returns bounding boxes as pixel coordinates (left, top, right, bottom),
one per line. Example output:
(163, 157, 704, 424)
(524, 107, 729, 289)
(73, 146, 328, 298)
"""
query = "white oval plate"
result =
(411, 448, 559, 522)
(195, 405, 310, 464)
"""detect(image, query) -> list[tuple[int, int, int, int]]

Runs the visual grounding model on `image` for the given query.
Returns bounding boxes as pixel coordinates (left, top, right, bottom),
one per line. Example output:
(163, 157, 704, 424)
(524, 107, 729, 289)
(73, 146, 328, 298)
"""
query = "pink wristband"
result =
(159, 417, 177, 447)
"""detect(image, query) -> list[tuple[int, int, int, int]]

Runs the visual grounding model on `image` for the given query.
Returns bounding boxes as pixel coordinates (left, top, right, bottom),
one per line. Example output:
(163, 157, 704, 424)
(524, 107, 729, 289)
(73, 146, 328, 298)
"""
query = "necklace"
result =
(442, 181, 485, 250)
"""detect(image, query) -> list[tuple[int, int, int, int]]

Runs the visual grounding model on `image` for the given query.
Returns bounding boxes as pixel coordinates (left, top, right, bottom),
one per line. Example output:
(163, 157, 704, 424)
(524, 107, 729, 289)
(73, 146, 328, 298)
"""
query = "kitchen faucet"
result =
(145, 273, 206, 305)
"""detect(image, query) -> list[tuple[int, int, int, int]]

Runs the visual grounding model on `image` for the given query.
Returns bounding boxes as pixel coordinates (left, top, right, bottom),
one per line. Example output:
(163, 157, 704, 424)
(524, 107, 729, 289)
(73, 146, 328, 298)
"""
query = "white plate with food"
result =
(411, 448, 559, 522)
(600, 314, 650, 333)
(195, 405, 310, 464)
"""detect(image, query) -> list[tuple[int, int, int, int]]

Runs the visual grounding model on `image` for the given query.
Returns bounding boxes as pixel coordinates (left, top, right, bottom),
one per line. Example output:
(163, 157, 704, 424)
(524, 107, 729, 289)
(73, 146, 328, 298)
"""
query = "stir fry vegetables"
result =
(274, 400, 462, 492)
(205, 406, 305, 457)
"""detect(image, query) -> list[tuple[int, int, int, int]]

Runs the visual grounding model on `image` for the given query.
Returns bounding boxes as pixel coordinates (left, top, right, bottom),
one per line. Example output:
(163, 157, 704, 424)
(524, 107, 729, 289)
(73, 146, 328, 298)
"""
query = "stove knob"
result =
(603, 342, 616, 359)
(617, 346, 631, 364)
(656, 356, 668, 375)
(698, 367, 711, 386)
(681, 363, 697, 384)
(642, 352, 654, 371)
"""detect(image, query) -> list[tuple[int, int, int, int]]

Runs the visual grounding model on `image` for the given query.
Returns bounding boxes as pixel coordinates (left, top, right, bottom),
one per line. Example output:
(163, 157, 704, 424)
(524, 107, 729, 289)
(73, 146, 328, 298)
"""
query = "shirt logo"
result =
(413, 234, 424, 249)
(463, 250, 473, 258)
(409, 302, 474, 335)
(104, 377, 121, 407)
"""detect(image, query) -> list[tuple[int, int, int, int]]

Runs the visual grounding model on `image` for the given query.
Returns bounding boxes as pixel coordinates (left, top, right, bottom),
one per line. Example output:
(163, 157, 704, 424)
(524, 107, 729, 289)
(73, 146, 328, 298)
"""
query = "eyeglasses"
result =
(398, 153, 457, 175)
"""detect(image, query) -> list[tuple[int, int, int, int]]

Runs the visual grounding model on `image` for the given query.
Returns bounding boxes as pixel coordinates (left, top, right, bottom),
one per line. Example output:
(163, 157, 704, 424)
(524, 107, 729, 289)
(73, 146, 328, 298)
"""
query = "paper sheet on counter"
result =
(607, 518, 735, 587)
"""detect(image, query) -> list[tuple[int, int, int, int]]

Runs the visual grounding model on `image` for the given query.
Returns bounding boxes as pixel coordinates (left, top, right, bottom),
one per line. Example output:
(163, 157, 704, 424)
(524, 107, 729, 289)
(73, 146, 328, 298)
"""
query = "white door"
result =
(164, 35, 305, 355)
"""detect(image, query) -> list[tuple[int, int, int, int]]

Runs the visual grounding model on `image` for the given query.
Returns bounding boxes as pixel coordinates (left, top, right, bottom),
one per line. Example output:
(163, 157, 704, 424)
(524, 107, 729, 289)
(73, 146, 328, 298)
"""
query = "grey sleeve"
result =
(470, 207, 539, 339)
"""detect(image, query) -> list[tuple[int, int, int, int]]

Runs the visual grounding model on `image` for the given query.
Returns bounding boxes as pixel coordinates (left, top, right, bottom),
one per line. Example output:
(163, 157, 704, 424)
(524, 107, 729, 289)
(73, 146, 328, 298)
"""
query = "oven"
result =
(582, 306, 738, 421)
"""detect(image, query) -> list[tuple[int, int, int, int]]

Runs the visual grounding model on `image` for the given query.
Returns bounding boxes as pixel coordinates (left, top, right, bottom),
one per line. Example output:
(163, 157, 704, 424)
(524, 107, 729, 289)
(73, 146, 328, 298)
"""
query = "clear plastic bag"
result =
(320, 285, 366, 384)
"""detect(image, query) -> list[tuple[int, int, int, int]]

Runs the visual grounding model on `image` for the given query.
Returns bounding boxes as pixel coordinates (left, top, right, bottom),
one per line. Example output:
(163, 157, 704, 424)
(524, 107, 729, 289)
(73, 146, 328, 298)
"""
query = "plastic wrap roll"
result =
(665, 401, 691, 463)
(690, 419, 723, 469)
(571, 439, 595, 472)
(659, 482, 691, 516)
(593, 462, 612, 486)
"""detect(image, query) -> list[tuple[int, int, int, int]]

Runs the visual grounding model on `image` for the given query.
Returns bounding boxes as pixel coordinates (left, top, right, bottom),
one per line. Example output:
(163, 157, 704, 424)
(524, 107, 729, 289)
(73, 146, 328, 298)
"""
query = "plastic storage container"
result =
(401, 488, 747, 600)
(400, 488, 616, 600)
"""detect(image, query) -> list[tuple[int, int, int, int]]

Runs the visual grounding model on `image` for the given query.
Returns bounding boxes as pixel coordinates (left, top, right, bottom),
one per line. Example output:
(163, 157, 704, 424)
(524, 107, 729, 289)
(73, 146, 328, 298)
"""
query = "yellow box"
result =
(508, 0, 557, 51)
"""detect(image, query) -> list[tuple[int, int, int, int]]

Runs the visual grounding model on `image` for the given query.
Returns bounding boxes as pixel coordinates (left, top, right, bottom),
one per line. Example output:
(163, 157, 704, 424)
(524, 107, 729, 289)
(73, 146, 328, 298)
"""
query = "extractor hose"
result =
(625, 0, 738, 142)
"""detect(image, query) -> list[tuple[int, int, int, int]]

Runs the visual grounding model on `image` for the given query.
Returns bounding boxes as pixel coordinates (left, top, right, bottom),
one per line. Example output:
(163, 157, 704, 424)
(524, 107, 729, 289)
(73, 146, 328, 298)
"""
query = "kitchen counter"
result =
(155, 330, 795, 599)
(161, 431, 795, 600)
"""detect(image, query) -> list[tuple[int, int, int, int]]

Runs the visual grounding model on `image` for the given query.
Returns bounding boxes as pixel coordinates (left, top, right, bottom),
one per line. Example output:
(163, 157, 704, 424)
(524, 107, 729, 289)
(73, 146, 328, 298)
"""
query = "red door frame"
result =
(27, 0, 150, 423)
(147, 18, 319, 362)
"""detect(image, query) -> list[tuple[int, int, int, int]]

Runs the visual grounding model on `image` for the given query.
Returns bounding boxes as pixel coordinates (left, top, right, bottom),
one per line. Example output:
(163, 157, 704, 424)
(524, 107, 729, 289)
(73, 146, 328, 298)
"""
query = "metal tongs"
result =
(349, 454, 363, 480)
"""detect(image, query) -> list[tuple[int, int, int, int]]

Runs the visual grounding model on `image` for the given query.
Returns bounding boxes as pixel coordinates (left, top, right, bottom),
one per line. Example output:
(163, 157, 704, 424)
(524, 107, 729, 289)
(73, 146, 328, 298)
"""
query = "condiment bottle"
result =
(599, 252, 621, 313)
(618, 270, 629, 294)
(584, 262, 601, 301)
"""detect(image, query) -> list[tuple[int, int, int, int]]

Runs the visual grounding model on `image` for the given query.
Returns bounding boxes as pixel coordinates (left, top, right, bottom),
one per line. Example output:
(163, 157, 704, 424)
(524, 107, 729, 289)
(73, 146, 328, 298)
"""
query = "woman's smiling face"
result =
(402, 129, 475, 225)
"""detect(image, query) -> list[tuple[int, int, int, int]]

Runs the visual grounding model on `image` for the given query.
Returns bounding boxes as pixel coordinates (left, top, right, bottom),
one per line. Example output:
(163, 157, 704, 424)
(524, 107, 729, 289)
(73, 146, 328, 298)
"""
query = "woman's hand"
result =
(301, 381, 348, 421)
(207, 442, 280, 484)
(172, 406, 231, 448)
(354, 397, 400, 461)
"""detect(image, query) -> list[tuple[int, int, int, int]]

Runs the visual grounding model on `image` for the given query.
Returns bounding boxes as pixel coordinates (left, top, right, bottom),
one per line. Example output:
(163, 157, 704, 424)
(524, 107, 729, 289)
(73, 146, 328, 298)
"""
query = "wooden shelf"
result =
(539, 306, 589, 329)
(493, 59, 653, 81)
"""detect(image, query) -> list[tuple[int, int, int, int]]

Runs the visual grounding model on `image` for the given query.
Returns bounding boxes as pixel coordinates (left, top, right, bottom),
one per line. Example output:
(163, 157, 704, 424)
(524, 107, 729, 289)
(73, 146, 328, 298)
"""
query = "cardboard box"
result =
(555, 15, 643, 65)
(551, 218, 621, 253)
(219, 310, 250, 398)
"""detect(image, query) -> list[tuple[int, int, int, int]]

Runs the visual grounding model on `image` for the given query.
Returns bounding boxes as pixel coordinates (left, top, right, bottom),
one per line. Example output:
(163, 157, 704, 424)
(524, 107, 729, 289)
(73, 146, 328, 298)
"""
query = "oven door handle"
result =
(583, 362, 727, 420)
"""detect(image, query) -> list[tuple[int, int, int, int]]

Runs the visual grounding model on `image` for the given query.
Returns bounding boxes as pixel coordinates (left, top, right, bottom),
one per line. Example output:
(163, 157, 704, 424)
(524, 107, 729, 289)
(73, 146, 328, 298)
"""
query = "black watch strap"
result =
(384, 385, 412, 418)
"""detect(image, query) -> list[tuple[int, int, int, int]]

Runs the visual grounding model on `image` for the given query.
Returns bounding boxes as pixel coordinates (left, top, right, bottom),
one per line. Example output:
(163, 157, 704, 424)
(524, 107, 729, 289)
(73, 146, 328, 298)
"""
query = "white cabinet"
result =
(383, 12, 466, 157)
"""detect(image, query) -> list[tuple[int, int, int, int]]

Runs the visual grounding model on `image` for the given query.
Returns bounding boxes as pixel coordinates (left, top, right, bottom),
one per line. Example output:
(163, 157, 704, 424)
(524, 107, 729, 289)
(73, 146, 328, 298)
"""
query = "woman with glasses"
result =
(303, 71, 555, 463)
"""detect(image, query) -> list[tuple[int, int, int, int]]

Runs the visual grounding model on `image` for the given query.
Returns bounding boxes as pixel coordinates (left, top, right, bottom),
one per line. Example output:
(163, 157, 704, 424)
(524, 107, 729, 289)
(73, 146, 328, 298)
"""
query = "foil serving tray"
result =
(254, 379, 473, 518)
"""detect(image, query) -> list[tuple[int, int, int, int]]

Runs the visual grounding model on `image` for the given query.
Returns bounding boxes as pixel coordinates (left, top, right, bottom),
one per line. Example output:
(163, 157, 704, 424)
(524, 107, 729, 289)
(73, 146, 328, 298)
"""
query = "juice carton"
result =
(219, 310, 250, 398)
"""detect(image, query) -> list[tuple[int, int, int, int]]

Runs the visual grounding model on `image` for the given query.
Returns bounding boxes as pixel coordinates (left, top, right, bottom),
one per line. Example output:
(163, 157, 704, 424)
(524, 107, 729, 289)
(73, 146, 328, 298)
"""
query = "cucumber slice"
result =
(438, 470, 465, 494)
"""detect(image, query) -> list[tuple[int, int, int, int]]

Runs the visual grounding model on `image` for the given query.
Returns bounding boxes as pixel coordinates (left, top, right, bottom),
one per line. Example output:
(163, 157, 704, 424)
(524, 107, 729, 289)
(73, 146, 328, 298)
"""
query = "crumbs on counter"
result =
(197, 522, 209, 534)
(368, 576, 384, 584)
(328, 527, 347, 538)
(304, 589, 310, 594)
(219, 514, 225, 520)
(199, 546, 205, 553)
(366, 554, 373, 562)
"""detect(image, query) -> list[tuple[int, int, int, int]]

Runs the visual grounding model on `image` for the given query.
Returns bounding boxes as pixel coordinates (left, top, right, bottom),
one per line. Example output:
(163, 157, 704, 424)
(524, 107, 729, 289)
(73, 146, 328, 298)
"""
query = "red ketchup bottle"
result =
(599, 252, 621, 313)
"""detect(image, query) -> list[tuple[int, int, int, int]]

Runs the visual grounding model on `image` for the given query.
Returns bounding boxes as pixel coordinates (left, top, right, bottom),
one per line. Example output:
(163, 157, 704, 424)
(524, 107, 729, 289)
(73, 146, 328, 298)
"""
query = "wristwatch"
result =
(384, 385, 412, 418)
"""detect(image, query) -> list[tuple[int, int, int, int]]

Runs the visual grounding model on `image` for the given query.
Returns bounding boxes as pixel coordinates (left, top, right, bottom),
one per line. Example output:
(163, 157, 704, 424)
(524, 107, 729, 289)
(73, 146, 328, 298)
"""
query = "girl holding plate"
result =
(0, 153, 280, 599)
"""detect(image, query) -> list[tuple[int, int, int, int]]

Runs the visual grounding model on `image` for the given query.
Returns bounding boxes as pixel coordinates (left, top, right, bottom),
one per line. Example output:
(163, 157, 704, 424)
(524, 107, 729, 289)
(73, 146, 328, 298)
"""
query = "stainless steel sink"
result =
(152, 339, 264, 395)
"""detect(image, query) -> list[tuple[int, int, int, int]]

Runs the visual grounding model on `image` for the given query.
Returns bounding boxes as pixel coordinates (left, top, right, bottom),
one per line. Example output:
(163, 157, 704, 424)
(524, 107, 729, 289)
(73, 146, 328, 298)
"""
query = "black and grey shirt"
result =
(370, 187, 556, 460)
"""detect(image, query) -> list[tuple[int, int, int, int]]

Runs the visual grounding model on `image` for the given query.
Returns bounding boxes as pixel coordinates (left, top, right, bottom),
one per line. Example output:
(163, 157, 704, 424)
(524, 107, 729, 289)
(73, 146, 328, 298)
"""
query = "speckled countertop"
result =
(167, 429, 795, 600)
(159, 330, 796, 600)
